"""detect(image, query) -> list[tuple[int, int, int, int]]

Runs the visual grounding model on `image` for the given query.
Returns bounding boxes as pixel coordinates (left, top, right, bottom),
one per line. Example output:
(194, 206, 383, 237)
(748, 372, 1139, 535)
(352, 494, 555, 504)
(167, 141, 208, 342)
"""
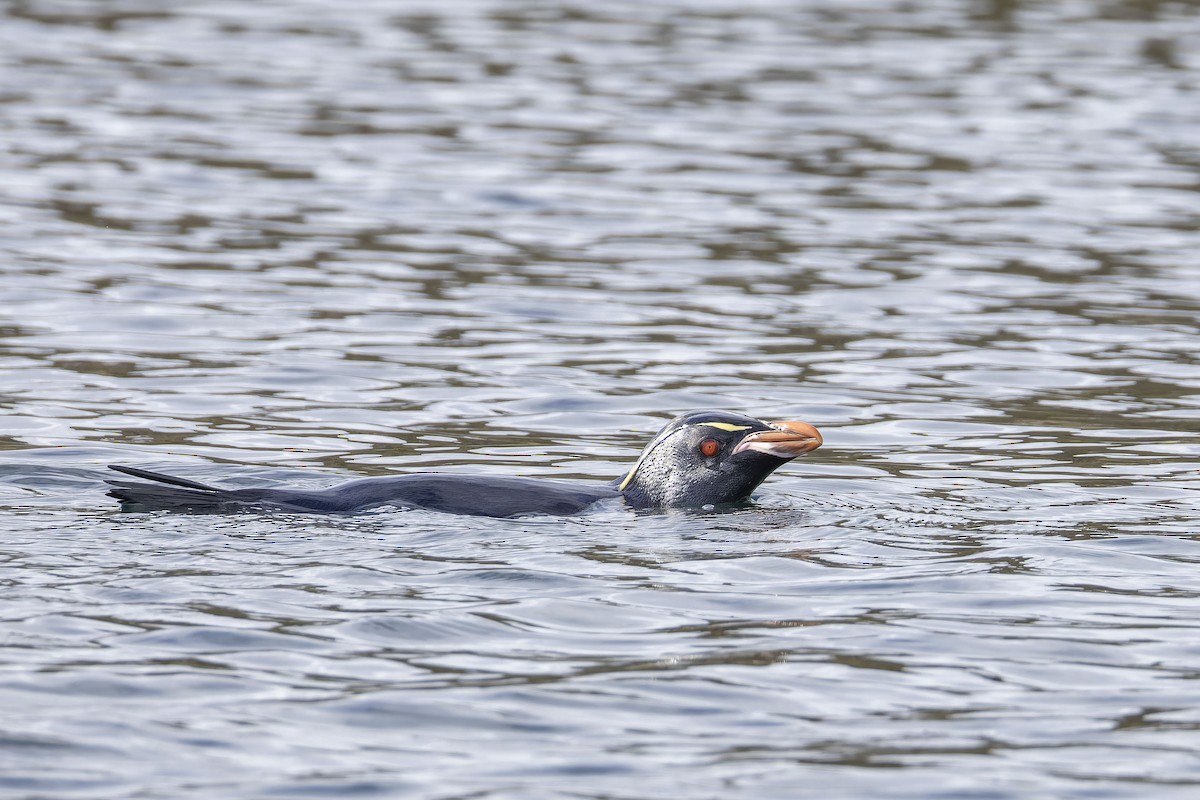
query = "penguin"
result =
(106, 410, 822, 517)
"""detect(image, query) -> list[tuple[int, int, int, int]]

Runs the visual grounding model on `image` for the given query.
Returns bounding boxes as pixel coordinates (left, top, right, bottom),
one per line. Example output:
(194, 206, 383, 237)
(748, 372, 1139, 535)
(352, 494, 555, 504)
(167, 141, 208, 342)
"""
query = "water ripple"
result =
(3, 0, 1200, 797)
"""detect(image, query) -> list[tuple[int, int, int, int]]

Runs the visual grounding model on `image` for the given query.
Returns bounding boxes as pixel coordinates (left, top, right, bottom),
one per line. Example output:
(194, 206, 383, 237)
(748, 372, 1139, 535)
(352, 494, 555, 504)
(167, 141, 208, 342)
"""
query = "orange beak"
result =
(731, 420, 823, 458)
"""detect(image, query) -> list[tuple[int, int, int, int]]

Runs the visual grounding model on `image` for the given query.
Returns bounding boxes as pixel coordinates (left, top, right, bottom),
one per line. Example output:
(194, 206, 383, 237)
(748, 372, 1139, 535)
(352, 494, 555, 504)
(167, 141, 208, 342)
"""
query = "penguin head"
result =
(617, 410, 822, 510)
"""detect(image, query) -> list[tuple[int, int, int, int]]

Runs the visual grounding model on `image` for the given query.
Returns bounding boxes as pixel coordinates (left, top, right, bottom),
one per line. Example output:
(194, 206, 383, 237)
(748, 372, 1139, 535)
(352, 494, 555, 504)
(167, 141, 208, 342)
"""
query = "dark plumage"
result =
(106, 411, 822, 517)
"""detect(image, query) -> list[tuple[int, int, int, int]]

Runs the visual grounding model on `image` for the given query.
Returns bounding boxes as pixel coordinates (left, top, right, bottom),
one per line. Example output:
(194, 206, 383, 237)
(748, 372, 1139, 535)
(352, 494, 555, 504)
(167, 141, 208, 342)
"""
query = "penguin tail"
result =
(105, 465, 233, 512)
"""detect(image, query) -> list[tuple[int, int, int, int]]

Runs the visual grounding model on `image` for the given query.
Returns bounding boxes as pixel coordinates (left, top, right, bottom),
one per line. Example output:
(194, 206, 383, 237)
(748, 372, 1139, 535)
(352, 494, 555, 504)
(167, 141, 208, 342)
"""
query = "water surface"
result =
(2, 0, 1199, 797)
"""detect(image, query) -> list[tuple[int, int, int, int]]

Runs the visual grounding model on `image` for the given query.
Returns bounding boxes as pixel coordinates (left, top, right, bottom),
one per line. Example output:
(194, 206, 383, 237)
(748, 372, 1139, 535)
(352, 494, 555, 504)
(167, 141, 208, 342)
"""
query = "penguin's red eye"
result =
(699, 438, 720, 458)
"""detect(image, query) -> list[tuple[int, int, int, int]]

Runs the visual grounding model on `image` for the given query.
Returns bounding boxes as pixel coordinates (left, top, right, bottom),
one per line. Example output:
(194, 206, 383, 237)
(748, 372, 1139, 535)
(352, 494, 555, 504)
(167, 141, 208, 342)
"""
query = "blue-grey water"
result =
(2, 0, 1199, 797)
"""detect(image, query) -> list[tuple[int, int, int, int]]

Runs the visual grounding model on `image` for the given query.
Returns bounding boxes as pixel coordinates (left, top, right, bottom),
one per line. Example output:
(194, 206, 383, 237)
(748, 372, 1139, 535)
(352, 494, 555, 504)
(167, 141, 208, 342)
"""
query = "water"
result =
(2, 0, 1199, 797)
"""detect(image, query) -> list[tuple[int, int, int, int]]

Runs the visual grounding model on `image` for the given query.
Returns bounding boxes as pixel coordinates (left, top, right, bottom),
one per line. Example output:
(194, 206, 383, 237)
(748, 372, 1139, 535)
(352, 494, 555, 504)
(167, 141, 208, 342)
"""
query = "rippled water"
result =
(3, 0, 1200, 797)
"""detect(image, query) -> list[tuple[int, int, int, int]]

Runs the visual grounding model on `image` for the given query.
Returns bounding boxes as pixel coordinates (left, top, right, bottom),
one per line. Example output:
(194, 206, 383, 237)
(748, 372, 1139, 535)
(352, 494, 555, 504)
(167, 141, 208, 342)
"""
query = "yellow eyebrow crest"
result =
(617, 467, 637, 491)
(696, 422, 751, 432)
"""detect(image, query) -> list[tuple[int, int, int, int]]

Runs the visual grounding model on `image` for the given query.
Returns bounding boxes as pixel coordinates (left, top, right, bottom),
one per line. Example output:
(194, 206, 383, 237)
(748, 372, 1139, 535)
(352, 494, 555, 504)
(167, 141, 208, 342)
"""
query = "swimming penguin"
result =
(105, 410, 822, 517)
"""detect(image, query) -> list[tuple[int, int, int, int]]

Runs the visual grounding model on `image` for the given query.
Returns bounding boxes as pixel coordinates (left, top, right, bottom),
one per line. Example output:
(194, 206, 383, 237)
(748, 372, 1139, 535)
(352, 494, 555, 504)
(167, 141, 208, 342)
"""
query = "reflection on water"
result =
(2, 0, 1199, 797)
